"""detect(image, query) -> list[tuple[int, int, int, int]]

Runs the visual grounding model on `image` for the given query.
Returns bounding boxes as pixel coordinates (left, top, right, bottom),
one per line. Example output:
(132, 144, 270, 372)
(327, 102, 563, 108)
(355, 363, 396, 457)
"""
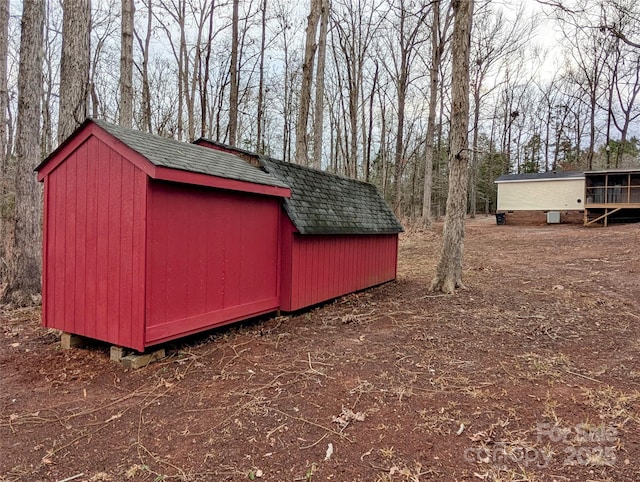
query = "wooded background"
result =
(1, 0, 639, 303)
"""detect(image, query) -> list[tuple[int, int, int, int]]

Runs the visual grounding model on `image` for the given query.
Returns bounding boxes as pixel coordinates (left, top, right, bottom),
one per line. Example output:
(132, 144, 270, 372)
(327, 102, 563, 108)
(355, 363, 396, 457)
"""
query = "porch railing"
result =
(585, 186, 640, 204)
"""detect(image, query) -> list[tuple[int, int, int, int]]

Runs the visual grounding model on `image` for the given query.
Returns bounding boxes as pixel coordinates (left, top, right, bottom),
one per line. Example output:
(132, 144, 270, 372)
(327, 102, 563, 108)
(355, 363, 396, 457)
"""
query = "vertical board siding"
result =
(41, 125, 399, 350)
(279, 217, 294, 309)
(145, 181, 280, 345)
(284, 233, 398, 311)
(43, 136, 147, 350)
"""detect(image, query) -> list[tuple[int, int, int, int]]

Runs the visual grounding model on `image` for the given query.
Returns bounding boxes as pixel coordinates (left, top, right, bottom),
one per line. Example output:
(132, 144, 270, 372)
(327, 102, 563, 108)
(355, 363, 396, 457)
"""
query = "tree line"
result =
(1, 0, 639, 303)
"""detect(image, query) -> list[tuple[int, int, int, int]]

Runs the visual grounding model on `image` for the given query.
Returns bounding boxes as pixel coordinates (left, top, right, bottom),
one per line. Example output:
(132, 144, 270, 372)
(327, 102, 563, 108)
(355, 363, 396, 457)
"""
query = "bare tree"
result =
(2, 0, 45, 305)
(421, 0, 451, 227)
(119, 0, 134, 127)
(256, 0, 267, 152)
(332, 0, 385, 178)
(547, 0, 618, 169)
(0, 0, 8, 266)
(41, 3, 61, 154)
(0, 0, 7, 164)
(58, 0, 91, 142)
(611, 54, 640, 166)
(431, 0, 473, 294)
(272, 0, 303, 162)
(468, 3, 533, 216)
(570, 33, 608, 169)
(198, 1, 216, 139)
(602, 3, 640, 166)
(228, 0, 239, 146)
(87, 0, 119, 121)
(311, 0, 329, 169)
(135, 0, 153, 131)
(385, 0, 430, 215)
(155, 0, 188, 139)
(295, 0, 321, 165)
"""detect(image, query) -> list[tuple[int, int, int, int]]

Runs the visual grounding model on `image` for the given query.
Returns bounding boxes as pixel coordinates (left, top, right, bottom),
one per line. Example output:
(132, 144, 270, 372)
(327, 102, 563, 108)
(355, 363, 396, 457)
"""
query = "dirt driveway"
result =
(1, 217, 639, 481)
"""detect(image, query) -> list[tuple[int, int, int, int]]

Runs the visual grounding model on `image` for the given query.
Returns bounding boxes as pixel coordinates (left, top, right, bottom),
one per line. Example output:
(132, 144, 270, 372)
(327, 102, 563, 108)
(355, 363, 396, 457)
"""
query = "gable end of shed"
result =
(41, 131, 148, 351)
(37, 121, 158, 182)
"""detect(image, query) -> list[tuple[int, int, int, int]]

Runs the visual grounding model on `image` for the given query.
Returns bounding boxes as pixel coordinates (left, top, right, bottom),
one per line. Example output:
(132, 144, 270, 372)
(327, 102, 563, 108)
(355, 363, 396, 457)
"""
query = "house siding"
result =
(497, 178, 585, 211)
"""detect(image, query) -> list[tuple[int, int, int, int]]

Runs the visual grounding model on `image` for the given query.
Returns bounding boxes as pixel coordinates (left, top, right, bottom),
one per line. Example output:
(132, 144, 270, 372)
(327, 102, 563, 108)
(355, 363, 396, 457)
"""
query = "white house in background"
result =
(496, 171, 585, 210)
(495, 171, 585, 224)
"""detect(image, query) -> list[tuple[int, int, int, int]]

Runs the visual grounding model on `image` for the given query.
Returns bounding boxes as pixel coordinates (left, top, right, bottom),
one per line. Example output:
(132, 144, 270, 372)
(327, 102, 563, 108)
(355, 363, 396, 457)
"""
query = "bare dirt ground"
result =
(1, 217, 639, 482)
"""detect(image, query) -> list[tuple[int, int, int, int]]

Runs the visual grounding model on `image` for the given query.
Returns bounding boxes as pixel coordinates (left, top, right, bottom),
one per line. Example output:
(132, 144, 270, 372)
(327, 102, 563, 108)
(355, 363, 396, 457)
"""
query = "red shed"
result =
(195, 140, 404, 312)
(36, 119, 290, 351)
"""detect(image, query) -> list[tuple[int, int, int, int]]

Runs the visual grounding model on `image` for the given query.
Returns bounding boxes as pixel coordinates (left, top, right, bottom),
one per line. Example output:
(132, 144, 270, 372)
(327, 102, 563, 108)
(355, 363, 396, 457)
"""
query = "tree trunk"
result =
(2, 0, 45, 306)
(311, 0, 329, 169)
(431, 0, 473, 294)
(0, 0, 8, 267)
(0, 0, 7, 163)
(228, 0, 239, 146)
(200, 1, 215, 139)
(468, 86, 480, 217)
(281, 30, 290, 161)
(175, 1, 185, 140)
(256, 0, 267, 153)
(139, 0, 152, 132)
(421, 0, 441, 227)
(365, 61, 379, 182)
(379, 97, 388, 196)
(119, 0, 134, 128)
(41, 4, 54, 155)
(347, 85, 358, 178)
(295, 0, 321, 165)
(393, 80, 406, 214)
(435, 65, 446, 217)
(59, 0, 91, 142)
(186, 3, 204, 143)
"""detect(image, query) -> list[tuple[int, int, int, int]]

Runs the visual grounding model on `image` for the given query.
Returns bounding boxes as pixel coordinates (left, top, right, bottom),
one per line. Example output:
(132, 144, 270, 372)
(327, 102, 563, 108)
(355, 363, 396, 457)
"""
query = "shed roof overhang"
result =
(36, 120, 291, 198)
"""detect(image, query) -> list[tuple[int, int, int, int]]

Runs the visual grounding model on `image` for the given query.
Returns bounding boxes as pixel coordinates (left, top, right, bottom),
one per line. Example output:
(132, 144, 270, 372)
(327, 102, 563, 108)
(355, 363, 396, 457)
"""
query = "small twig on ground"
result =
(269, 407, 354, 442)
(307, 352, 333, 378)
(266, 422, 287, 439)
(565, 369, 602, 384)
(299, 432, 328, 449)
(56, 474, 85, 482)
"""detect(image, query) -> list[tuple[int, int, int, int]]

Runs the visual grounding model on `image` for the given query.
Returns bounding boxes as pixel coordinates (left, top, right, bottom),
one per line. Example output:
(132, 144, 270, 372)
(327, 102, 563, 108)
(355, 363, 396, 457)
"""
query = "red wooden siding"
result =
(42, 135, 147, 351)
(279, 218, 399, 311)
(144, 181, 281, 346)
(39, 121, 400, 352)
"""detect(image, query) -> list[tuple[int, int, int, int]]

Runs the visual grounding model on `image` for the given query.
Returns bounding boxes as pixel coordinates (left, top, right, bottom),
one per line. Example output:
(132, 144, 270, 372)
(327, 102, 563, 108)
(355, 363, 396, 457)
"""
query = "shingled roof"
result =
(40, 119, 288, 189)
(495, 171, 584, 183)
(259, 157, 403, 235)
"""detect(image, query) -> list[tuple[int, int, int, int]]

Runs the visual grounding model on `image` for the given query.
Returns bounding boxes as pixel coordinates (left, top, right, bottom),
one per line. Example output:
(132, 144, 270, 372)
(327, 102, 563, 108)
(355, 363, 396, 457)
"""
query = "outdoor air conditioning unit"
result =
(547, 211, 561, 224)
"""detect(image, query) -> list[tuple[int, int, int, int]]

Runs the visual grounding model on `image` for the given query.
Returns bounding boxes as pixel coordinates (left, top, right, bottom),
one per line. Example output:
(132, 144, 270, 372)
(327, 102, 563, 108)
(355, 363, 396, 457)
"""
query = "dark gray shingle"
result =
(93, 120, 287, 189)
(260, 158, 403, 235)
